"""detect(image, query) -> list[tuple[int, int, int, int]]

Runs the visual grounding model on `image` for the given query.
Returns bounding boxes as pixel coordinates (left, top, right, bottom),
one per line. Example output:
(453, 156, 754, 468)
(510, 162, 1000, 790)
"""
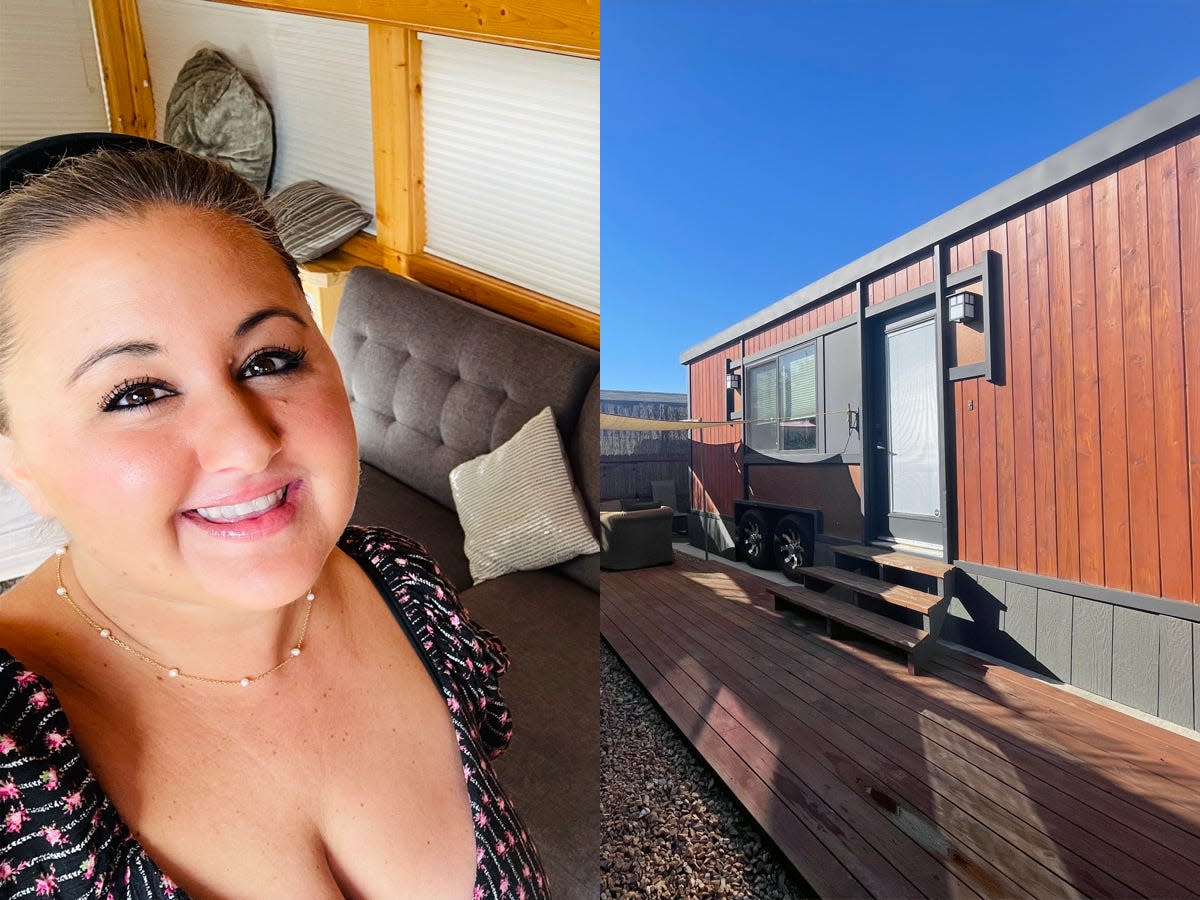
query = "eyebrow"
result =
(68, 342, 160, 386)
(235, 307, 308, 337)
(68, 308, 308, 385)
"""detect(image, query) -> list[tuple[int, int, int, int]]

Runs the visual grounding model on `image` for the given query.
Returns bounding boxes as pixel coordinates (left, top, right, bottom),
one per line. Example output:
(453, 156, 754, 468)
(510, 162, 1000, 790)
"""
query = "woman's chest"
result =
(63, 634, 479, 898)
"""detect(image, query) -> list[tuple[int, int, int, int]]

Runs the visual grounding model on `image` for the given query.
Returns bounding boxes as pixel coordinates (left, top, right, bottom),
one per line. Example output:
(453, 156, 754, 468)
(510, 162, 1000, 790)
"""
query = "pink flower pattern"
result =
(0, 526, 547, 899)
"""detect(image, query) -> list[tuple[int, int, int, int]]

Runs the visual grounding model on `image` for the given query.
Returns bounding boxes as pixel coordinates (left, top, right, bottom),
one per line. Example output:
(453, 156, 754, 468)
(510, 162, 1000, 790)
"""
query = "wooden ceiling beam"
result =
(210, 0, 599, 57)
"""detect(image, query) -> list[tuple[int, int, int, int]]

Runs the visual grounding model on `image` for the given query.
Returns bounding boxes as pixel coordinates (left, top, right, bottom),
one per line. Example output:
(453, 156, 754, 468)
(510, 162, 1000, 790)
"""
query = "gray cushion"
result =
(164, 48, 273, 192)
(459, 570, 599, 899)
(266, 180, 371, 262)
(332, 267, 599, 510)
(349, 462, 472, 592)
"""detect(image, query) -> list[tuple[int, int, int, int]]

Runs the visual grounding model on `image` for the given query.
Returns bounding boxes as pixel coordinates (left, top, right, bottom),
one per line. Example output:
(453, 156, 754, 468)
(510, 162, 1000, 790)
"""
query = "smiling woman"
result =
(0, 145, 546, 898)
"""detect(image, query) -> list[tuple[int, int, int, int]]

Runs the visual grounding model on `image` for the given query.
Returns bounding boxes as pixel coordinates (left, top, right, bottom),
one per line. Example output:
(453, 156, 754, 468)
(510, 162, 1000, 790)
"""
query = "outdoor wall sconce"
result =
(947, 290, 981, 323)
(725, 358, 741, 391)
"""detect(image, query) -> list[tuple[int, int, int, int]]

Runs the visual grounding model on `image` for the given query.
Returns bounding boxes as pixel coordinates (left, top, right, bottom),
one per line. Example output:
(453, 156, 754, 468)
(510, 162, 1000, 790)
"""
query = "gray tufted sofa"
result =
(330, 266, 599, 899)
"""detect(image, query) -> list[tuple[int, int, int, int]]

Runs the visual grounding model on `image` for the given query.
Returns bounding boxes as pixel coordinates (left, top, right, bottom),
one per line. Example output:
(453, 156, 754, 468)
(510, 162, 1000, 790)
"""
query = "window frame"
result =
(745, 337, 825, 458)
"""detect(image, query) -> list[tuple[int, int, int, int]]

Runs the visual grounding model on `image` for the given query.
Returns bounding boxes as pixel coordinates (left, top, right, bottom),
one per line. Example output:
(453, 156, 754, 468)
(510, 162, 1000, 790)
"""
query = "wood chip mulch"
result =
(600, 640, 814, 899)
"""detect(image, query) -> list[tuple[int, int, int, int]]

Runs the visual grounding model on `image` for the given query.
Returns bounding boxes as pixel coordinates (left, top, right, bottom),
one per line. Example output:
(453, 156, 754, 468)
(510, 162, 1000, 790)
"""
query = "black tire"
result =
(773, 514, 809, 581)
(738, 509, 774, 569)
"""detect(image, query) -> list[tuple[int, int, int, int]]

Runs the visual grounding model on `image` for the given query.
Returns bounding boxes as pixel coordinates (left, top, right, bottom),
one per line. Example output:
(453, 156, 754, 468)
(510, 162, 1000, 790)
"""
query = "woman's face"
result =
(0, 205, 360, 610)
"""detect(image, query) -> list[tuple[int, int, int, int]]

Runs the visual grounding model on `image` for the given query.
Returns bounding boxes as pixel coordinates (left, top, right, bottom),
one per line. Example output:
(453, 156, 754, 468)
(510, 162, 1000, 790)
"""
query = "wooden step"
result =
(832, 543, 953, 579)
(769, 584, 933, 675)
(801, 566, 941, 615)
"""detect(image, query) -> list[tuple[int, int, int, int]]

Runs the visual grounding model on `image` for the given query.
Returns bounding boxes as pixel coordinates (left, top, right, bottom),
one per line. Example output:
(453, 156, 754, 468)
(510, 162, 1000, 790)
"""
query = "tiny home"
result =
(682, 79, 1200, 729)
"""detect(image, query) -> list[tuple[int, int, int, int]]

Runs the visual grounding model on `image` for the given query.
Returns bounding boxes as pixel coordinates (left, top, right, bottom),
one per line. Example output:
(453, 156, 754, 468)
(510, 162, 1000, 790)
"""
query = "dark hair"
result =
(0, 147, 299, 431)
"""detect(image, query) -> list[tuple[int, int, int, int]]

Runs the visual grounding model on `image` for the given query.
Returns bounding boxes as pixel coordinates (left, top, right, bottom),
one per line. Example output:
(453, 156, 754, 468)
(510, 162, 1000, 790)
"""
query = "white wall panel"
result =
(420, 34, 599, 312)
(138, 0, 375, 226)
(0, 0, 109, 152)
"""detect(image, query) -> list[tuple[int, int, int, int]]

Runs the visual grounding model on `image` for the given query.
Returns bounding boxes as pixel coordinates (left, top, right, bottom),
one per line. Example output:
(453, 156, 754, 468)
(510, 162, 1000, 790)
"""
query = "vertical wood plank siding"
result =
(689, 349, 743, 518)
(1180, 136, 1200, 605)
(688, 131, 1199, 605)
(742, 289, 856, 356)
(949, 133, 1199, 604)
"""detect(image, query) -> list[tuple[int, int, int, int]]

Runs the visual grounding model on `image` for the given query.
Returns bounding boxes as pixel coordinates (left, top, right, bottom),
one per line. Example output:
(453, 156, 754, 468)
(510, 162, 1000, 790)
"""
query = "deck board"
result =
(602, 553, 1200, 899)
(625, 581, 1193, 895)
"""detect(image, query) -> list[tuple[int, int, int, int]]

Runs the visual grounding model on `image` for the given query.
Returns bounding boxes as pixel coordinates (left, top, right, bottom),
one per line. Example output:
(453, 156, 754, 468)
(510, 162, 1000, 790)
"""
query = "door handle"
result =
(875, 443, 888, 451)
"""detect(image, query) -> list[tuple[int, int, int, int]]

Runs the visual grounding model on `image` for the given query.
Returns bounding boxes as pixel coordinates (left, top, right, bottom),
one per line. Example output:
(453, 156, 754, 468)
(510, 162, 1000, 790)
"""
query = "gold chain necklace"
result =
(54, 547, 314, 688)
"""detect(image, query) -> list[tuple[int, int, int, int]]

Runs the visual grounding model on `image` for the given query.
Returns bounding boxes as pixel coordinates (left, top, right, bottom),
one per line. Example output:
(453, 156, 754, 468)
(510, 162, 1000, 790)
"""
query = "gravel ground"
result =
(601, 640, 814, 899)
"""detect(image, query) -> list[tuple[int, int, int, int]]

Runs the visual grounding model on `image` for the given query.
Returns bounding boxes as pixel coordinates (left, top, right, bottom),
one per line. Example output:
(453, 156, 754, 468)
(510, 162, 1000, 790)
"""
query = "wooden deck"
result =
(601, 552, 1200, 899)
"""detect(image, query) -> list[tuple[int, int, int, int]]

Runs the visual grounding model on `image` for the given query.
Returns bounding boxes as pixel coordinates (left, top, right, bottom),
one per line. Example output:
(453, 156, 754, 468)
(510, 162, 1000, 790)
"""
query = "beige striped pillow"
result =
(450, 407, 599, 584)
(266, 180, 371, 262)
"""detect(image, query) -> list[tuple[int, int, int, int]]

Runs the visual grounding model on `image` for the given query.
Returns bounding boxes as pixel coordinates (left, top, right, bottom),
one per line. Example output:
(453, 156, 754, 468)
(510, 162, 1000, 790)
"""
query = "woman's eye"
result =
(241, 347, 307, 378)
(100, 381, 173, 412)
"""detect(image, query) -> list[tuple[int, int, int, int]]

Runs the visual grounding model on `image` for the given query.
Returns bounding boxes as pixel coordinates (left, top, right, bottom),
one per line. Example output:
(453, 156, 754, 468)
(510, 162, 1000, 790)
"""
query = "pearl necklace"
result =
(54, 547, 314, 688)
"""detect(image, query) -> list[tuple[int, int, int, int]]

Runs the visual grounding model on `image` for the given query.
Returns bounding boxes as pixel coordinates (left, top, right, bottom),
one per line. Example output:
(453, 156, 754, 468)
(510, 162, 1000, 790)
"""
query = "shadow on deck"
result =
(601, 552, 1200, 898)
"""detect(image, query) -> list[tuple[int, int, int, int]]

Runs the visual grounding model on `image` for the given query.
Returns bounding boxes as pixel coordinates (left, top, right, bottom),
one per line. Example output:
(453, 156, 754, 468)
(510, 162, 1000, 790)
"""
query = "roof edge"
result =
(681, 77, 1200, 364)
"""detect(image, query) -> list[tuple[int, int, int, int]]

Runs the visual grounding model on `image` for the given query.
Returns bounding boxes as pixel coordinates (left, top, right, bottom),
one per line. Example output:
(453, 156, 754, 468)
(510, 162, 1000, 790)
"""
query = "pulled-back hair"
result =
(0, 147, 298, 432)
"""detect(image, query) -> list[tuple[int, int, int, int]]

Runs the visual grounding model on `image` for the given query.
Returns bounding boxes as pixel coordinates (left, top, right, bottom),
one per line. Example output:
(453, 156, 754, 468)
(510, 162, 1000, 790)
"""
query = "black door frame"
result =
(857, 241, 955, 563)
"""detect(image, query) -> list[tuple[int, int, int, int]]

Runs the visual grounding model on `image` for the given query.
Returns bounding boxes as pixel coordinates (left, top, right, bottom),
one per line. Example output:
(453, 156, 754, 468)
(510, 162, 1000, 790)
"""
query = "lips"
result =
(194, 486, 288, 524)
(181, 481, 301, 541)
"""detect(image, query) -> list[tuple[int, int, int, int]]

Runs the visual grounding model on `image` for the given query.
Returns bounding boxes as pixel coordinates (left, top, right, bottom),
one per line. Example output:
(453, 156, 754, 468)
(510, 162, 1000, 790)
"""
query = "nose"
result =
(192, 382, 283, 474)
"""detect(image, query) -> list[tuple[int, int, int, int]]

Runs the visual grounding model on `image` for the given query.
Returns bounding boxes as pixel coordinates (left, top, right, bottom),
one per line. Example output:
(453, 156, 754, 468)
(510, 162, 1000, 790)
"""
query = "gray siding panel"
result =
(943, 561, 1198, 728)
(1158, 617, 1194, 730)
(1072, 598, 1114, 698)
(821, 325, 863, 457)
(1005, 582, 1038, 663)
(1036, 589, 1073, 681)
(1194, 623, 1200, 731)
(1112, 608, 1159, 715)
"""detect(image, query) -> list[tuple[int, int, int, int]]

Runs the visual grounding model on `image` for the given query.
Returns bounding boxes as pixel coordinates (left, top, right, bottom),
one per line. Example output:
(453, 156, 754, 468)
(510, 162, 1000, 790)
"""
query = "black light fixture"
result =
(725, 358, 741, 391)
(947, 290, 981, 323)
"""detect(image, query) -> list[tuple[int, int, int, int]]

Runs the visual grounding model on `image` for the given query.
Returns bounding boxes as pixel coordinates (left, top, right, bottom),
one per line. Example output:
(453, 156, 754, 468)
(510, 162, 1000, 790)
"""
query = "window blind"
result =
(780, 346, 816, 420)
(886, 320, 940, 516)
(780, 345, 817, 451)
(419, 33, 599, 313)
(138, 0, 375, 225)
(747, 362, 778, 451)
(0, 0, 108, 152)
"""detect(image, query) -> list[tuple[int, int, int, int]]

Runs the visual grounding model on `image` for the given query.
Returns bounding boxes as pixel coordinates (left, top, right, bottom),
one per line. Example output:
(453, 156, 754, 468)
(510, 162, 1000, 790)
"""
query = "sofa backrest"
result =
(332, 267, 600, 515)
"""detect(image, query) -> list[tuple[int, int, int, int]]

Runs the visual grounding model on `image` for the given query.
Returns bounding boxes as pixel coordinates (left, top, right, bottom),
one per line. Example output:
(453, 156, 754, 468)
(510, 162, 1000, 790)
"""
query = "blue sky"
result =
(600, 0, 1200, 395)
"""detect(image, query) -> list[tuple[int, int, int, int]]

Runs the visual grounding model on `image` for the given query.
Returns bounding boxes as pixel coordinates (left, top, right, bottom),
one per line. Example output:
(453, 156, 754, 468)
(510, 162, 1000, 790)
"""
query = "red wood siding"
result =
(1181, 135, 1200, 606)
(953, 134, 1199, 604)
(688, 348, 743, 517)
(743, 289, 856, 356)
(867, 256, 934, 305)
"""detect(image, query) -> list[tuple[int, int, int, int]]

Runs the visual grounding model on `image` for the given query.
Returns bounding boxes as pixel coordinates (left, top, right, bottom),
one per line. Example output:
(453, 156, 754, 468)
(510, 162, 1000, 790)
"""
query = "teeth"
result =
(195, 487, 286, 523)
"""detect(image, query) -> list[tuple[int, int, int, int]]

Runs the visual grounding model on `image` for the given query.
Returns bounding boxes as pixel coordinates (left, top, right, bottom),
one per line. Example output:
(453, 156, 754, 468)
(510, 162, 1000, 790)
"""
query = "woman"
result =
(0, 144, 546, 898)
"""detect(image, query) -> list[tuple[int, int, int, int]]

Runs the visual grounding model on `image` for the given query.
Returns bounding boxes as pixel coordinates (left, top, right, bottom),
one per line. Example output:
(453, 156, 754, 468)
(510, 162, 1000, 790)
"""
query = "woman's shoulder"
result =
(0, 648, 64, 753)
(338, 525, 441, 580)
(339, 526, 510, 708)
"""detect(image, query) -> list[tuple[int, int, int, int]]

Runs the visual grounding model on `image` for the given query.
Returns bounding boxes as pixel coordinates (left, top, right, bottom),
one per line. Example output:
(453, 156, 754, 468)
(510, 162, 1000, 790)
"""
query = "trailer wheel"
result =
(739, 510, 774, 569)
(774, 515, 809, 581)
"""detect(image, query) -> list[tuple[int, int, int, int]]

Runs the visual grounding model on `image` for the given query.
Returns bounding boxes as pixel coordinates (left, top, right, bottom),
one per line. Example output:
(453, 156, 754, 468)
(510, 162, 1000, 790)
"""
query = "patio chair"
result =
(600, 506, 674, 570)
(650, 479, 688, 534)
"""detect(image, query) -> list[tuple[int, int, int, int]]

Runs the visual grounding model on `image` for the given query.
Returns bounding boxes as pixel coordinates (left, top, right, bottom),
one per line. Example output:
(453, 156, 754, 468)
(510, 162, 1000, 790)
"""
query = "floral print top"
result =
(0, 525, 547, 899)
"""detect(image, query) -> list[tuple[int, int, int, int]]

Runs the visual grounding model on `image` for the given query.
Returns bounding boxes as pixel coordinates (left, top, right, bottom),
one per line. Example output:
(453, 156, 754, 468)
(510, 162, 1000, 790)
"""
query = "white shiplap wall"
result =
(137, 0, 375, 226)
(0, 0, 109, 152)
(420, 35, 600, 313)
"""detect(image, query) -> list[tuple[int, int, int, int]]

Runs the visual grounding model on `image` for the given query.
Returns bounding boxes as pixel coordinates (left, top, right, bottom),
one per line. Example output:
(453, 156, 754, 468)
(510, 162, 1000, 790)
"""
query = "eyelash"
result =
(98, 346, 309, 413)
